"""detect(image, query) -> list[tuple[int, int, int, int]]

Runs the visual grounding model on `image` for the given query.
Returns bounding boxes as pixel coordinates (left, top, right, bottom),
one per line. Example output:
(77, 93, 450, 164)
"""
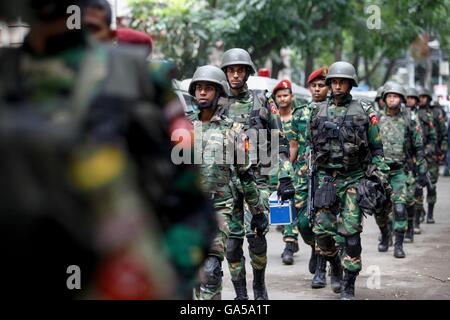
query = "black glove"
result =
(277, 177, 295, 201)
(251, 213, 268, 237)
(417, 173, 427, 188)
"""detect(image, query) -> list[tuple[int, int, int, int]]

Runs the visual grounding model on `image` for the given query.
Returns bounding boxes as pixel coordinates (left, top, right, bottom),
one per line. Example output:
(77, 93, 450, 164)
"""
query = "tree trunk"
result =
(334, 42, 342, 61)
(304, 50, 315, 86)
(382, 59, 398, 84)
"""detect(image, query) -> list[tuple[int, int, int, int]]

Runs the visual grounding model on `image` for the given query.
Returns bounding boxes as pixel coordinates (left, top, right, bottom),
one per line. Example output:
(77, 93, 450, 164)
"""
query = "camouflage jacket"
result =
(192, 106, 261, 211)
(429, 104, 449, 154)
(225, 85, 293, 182)
(378, 108, 426, 175)
(0, 37, 213, 299)
(417, 107, 438, 159)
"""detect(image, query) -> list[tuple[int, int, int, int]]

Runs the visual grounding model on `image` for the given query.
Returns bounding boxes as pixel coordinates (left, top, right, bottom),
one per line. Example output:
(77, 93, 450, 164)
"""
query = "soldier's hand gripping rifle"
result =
(307, 149, 317, 228)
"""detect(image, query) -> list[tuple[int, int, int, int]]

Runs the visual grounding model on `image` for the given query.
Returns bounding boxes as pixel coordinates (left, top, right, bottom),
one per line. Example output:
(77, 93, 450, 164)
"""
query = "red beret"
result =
(307, 67, 328, 85)
(116, 28, 153, 54)
(272, 79, 292, 95)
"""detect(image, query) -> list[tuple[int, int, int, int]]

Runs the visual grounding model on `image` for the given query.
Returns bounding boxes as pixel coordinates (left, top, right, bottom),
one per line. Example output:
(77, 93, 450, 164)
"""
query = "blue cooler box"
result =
(268, 191, 295, 225)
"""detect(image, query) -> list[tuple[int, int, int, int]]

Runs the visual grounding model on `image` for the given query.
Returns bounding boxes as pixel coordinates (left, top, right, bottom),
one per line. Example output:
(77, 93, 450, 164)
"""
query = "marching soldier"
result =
(418, 88, 447, 223)
(375, 83, 426, 257)
(221, 48, 295, 300)
(188, 66, 266, 300)
(307, 61, 390, 299)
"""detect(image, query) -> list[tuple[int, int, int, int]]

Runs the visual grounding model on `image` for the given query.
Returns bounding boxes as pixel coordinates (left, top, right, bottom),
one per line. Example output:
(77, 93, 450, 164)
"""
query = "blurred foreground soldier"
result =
(272, 79, 315, 268)
(0, 0, 215, 299)
(221, 48, 295, 300)
(307, 61, 390, 299)
(419, 88, 447, 223)
(374, 86, 385, 112)
(375, 83, 426, 257)
(189, 66, 265, 300)
(84, 0, 153, 57)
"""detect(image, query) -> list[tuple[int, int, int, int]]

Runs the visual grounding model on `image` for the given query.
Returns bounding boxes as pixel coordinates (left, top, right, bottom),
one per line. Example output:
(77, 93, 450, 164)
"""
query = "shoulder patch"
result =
(271, 104, 279, 115)
(370, 114, 379, 125)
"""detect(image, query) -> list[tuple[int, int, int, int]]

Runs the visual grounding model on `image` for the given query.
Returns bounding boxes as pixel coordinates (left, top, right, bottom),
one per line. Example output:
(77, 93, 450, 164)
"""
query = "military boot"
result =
(327, 255, 342, 294)
(340, 270, 358, 300)
(393, 231, 406, 258)
(420, 208, 425, 223)
(231, 278, 248, 300)
(378, 226, 390, 252)
(427, 203, 435, 224)
(311, 255, 327, 289)
(252, 268, 268, 300)
(414, 207, 422, 234)
(308, 246, 317, 274)
(405, 219, 414, 243)
(281, 242, 296, 265)
(388, 220, 393, 246)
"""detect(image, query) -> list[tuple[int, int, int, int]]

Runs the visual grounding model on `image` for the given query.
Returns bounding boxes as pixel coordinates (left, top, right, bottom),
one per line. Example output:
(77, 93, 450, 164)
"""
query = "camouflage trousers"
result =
(427, 160, 439, 205)
(312, 170, 365, 273)
(375, 168, 408, 232)
(196, 191, 233, 300)
(405, 171, 418, 227)
(283, 162, 314, 247)
(226, 187, 270, 281)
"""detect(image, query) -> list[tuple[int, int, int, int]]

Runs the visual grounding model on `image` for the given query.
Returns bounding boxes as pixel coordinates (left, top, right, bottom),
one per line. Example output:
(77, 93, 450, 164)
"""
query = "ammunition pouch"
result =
(314, 177, 337, 209)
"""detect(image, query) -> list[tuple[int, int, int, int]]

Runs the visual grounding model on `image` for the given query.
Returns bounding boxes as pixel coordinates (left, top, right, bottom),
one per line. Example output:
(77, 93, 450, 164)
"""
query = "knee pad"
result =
(316, 235, 335, 252)
(345, 234, 362, 258)
(394, 203, 407, 220)
(247, 235, 267, 255)
(226, 238, 244, 262)
(203, 256, 222, 287)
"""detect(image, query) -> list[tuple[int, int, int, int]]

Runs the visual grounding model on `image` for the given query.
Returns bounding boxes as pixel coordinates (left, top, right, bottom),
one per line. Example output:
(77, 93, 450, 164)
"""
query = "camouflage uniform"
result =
(225, 85, 293, 300)
(308, 74, 390, 300)
(375, 107, 426, 250)
(414, 108, 437, 227)
(417, 88, 445, 223)
(282, 101, 315, 247)
(308, 94, 389, 269)
(0, 23, 215, 299)
(192, 105, 262, 300)
(428, 103, 448, 205)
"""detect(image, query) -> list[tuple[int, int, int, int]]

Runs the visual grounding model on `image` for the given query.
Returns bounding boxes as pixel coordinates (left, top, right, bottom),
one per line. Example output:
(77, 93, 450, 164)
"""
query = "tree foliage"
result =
(128, 0, 450, 87)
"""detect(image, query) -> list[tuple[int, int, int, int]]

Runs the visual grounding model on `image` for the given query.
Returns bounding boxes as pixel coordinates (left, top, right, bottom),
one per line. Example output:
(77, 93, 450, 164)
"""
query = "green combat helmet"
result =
(406, 87, 419, 100)
(375, 86, 384, 101)
(382, 82, 406, 103)
(418, 87, 433, 101)
(325, 61, 358, 87)
(220, 48, 256, 75)
(188, 65, 231, 97)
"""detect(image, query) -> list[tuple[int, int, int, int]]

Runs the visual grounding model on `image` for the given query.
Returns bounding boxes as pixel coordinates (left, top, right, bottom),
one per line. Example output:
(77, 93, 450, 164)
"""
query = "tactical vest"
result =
(228, 89, 269, 131)
(227, 88, 273, 183)
(378, 110, 411, 164)
(310, 99, 371, 172)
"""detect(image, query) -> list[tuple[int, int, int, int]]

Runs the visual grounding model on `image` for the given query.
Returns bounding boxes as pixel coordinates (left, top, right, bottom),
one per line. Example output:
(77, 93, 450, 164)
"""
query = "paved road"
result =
(221, 174, 450, 300)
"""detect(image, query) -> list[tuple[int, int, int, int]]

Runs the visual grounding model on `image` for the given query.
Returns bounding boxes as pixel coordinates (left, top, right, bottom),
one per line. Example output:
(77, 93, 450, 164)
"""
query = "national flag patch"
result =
(370, 115, 379, 125)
